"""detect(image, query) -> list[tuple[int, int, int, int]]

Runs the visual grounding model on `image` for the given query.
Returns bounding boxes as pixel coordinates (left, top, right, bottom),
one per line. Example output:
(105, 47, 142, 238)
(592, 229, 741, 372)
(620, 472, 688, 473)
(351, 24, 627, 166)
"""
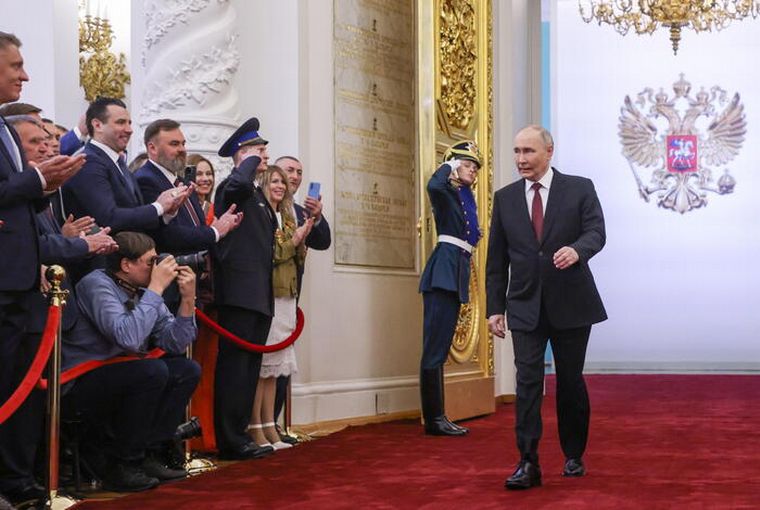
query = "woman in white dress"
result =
(248, 166, 313, 449)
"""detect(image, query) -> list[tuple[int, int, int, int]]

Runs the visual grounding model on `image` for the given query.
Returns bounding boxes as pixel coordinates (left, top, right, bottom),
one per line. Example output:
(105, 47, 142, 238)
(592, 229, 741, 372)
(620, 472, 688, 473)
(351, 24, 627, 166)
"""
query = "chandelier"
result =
(578, 1, 760, 54)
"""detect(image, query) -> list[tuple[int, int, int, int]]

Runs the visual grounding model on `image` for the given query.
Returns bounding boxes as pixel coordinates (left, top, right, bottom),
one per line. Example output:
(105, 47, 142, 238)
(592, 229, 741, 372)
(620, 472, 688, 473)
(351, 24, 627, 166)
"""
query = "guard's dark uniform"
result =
(418, 141, 481, 436)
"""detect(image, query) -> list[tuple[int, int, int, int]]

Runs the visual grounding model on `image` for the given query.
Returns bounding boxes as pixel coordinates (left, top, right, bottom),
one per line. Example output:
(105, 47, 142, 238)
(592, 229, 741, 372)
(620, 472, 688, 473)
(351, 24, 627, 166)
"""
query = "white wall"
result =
(3, 0, 80, 127)
(554, 0, 760, 372)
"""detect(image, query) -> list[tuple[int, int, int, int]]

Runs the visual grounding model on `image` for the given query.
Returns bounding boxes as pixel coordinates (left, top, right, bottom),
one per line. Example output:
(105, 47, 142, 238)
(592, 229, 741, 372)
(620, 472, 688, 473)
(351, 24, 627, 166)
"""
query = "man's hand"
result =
(155, 184, 192, 216)
(553, 246, 579, 270)
(38, 154, 86, 191)
(147, 255, 178, 295)
(81, 227, 118, 255)
(61, 214, 96, 238)
(292, 217, 315, 246)
(176, 266, 197, 301)
(40, 265, 51, 293)
(211, 204, 243, 239)
(303, 196, 323, 222)
(447, 159, 463, 186)
(488, 314, 506, 339)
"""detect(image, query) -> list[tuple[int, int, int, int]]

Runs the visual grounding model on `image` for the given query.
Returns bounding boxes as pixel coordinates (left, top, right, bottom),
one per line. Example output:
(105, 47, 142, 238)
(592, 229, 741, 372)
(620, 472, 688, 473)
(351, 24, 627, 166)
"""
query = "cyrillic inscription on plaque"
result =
(334, 0, 415, 269)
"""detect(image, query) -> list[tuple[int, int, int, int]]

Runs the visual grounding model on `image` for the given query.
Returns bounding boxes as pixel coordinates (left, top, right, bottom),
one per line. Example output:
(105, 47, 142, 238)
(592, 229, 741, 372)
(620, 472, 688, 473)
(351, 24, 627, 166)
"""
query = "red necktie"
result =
(531, 182, 543, 241)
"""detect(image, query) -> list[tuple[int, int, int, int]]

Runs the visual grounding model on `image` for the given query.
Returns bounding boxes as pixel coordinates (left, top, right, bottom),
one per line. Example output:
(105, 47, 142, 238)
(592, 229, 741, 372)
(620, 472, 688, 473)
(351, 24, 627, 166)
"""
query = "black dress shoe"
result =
(275, 424, 299, 445)
(443, 417, 469, 434)
(505, 461, 542, 490)
(218, 442, 274, 460)
(103, 463, 160, 493)
(3, 482, 45, 507)
(424, 416, 468, 436)
(563, 457, 586, 477)
(142, 456, 188, 481)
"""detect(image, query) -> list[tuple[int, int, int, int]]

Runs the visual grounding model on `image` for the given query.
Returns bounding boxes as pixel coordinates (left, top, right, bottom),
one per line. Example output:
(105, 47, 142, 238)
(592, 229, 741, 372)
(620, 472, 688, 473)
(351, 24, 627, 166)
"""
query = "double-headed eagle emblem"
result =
(619, 74, 746, 214)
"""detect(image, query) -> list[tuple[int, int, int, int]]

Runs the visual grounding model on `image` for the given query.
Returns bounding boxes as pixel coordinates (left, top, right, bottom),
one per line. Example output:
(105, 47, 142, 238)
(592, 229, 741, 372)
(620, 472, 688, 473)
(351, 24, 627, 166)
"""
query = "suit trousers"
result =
(213, 306, 272, 453)
(421, 290, 461, 370)
(0, 296, 45, 493)
(62, 357, 200, 462)
(511, 308, 591, 464)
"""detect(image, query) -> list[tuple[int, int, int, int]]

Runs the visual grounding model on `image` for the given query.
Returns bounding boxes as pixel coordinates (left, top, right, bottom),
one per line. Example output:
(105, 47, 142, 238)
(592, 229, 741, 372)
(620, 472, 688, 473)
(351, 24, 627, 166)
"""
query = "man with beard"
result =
(135, 119, 242, 257)
(62, 98, 191, 235)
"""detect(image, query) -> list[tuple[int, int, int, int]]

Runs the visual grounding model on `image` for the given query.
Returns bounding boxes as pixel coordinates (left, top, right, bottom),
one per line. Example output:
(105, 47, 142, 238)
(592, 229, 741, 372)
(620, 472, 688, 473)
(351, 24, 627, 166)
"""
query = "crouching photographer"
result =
(61, 231, 201, 492)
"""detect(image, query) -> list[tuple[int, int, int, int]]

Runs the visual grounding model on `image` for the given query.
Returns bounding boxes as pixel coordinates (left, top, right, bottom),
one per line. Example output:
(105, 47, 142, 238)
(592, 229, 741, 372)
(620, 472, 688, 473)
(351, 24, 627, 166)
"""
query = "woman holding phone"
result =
(248, 165, 314, 449)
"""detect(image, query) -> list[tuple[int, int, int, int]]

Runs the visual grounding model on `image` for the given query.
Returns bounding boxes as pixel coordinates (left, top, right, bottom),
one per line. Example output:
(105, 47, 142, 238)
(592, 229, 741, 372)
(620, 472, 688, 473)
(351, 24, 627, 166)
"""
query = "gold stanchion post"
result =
(45, 266, 77, 509)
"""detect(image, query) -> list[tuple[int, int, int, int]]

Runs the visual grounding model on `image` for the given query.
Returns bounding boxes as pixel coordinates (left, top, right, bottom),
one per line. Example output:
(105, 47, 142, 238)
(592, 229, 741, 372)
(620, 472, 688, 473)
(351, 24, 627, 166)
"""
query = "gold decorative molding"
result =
(450, 257, 480, 363)
(438, 0, 477, 131)
(79, 15, 131, 101)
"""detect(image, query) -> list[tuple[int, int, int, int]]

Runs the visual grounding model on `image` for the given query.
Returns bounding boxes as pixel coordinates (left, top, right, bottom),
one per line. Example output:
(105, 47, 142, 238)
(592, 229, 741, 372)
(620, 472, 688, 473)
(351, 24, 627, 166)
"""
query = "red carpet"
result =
(73, 375, 760, 509)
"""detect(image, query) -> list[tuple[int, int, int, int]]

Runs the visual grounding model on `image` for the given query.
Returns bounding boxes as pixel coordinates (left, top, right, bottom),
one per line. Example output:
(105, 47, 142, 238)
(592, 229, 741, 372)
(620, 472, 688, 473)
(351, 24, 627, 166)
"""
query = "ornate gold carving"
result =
(439, 0, 477, 130)
(450, 257, 480, 363)
(79, 15, 131, 101)
(486, 0, 494, 376)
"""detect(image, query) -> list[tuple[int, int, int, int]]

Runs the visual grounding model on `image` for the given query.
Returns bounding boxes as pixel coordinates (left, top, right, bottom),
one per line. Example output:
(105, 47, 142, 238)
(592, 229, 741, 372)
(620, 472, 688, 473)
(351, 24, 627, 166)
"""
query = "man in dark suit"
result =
(211, 117, 276, 460)
(271, 156, 331, 438)
(486, 125, 607, 490)
(0, 31, 86, 507)
(135, 118, 241, 257)
(62, 97, 190, 235)
(418, 141, 481, 436)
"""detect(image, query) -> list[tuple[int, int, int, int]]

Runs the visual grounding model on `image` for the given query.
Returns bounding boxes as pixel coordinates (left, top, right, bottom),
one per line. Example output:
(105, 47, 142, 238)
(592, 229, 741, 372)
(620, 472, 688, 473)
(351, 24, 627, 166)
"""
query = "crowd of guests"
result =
(0, 31, 331, 508)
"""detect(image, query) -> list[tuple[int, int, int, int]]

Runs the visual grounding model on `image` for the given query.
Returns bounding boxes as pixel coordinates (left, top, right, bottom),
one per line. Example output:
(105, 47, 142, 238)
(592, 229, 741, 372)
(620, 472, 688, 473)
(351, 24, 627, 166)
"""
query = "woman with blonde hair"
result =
(248, 165, 313, 449)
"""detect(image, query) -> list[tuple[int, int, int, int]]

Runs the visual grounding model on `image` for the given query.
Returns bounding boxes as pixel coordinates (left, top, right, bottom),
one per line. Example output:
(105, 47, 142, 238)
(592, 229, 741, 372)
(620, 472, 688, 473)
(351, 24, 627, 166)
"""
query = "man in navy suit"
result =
(271, 155, 331, 440)
(212, 117, 276, 460)
(486, 125, 607, 490)
(62, 97, 191, 235)
(135, 118, 241, 257)
(418, 141, 481, 437)
(0, 31, 86, 507)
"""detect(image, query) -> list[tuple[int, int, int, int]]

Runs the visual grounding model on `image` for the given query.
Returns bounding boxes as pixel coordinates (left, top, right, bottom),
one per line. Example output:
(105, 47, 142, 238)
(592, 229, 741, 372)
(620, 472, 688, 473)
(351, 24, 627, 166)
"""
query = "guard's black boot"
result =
(437, 366, 469, 434)
(420, 368, 466, 436)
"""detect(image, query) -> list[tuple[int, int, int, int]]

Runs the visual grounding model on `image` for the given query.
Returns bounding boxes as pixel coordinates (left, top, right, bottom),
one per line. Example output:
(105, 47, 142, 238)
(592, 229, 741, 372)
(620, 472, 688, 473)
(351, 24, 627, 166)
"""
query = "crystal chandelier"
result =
(579, 1, 760, 54)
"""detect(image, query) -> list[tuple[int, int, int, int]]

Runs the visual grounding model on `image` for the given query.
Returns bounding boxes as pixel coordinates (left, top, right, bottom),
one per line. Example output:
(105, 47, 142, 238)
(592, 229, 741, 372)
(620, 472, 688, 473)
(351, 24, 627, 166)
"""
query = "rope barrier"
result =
(0, 305, 60, 425)
(36, 348, 165, 390)
(3, 306, 304, 401)
(195, 307, 304, 353)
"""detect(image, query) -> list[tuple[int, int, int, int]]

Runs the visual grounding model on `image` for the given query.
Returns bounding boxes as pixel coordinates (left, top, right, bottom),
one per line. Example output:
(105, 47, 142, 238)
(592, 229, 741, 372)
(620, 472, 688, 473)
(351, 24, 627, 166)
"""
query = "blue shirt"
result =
(63, 269, 197, 371)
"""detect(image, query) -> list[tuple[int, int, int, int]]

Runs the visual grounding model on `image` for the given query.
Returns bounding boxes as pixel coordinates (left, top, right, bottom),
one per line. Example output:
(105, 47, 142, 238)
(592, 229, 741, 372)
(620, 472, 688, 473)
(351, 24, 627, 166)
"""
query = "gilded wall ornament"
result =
(450, 257, 480, 363)
(619, 74, 746, 214)
(79, 15, 131, 101)
(439, 0, 477, 130)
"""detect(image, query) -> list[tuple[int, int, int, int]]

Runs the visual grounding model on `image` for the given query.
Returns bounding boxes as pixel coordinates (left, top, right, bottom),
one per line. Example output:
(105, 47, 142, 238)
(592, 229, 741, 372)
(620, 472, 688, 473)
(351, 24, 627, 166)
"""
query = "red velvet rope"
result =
(195, 307, 304, 353)
(36, 348, 165, 390)
(0, 305, 60, 425)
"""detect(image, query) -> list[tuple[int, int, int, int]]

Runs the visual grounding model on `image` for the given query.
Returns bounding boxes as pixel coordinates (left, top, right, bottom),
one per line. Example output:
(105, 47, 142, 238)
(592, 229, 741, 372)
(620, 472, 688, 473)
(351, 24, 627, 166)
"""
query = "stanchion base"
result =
(186, 456, 217, 476)
(286, 428, 313, 442)
(47, 493, 79, 510)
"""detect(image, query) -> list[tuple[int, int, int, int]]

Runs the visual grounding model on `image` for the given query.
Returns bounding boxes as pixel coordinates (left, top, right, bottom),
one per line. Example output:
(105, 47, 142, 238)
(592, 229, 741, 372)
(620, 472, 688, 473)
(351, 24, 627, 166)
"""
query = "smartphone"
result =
(307, 182, 321, 199)
(183, 165, 197, 185)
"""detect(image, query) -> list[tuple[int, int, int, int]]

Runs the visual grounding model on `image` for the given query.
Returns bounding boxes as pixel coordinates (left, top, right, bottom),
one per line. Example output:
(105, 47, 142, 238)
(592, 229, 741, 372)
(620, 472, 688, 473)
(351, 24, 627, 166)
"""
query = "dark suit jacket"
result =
(486, 169, 607, 331)
(293, 202, 331, 296)
(419, 162, 475, 303)
(59, 129, 85, 157)
(62, 142, 159, 233)
(213, 156, 276, 316)
(0, 117, 46, 292)
(134, 160, 216, 254)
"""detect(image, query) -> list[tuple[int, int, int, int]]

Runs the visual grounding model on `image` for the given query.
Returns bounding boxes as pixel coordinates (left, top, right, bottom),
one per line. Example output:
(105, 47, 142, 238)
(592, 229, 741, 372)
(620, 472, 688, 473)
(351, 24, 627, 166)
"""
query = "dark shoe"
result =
(424, 416, 468, 436)
(218, 442, 274, 460)
(505, 461, 542, 490)
(3, 482, 45, 507)
(275, 424, 299, 445)
(443, 417, 469, 434)
(563, 457, 586, 477)
(103, 462, 160, 492)
(142, 456, 188, 481)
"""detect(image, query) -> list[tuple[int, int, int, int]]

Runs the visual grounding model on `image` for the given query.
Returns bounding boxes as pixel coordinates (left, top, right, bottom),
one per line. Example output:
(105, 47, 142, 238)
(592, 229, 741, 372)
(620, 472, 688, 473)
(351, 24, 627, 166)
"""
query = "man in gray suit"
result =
(486, 125, 607, 490)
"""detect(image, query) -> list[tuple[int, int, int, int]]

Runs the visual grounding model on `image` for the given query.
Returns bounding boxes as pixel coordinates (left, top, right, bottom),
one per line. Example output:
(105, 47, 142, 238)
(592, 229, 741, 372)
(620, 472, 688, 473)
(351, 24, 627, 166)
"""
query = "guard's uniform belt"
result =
(437, 235, 473, 254)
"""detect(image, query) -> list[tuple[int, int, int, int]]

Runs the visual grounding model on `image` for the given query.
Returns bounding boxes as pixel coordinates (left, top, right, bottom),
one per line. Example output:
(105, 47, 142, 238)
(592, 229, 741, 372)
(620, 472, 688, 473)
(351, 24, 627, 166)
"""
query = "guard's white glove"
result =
(447, 158, 462, 185)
